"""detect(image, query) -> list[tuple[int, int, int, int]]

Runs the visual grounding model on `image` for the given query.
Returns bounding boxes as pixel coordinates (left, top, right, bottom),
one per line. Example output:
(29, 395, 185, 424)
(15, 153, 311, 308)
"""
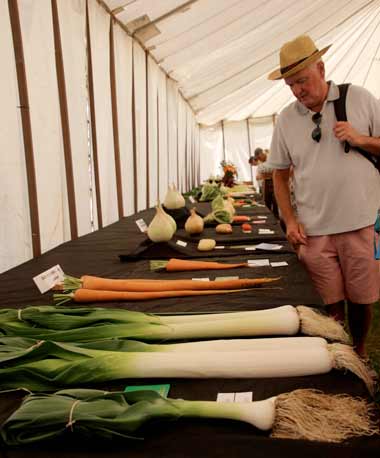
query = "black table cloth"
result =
(0, 201, 379, 458)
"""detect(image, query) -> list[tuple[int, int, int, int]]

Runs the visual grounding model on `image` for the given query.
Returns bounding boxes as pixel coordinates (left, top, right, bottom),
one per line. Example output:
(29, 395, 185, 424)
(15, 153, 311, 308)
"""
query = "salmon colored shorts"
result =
(297, 225, 379, 305)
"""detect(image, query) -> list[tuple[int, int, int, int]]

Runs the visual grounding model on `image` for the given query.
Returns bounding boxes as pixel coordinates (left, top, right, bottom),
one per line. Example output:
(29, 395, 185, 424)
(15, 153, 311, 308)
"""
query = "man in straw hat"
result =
(267, 34, 380, 357)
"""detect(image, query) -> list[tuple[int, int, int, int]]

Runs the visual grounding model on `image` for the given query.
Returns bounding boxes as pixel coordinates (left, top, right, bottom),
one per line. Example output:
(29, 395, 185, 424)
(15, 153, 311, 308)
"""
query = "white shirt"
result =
(268, 81, 380, 235)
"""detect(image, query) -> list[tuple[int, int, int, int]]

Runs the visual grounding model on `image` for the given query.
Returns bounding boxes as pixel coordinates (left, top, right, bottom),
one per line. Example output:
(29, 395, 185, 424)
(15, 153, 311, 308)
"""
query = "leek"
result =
(0, 338, 374, 393)
(0, 305, 349, 343)
(0, 335, 327, 354)
(1, 389, 377, 445)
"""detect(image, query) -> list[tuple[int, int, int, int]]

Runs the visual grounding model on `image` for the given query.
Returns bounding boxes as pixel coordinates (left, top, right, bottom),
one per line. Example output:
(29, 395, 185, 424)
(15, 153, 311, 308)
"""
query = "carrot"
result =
(81, 276, 161, 290)
(165, 258, 247, 272)
(80, 275, 280, 292)
(71, 288, 250, 303)
(233, 216, 251, 222)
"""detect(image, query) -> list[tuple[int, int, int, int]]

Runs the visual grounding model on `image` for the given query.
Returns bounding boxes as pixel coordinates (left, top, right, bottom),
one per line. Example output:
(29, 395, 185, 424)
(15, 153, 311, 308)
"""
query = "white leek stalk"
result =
(1, 305, 349, 344)
(105, 336, 327, 353)
(0, 339, 374, 394)
(2, 388, 377, 445)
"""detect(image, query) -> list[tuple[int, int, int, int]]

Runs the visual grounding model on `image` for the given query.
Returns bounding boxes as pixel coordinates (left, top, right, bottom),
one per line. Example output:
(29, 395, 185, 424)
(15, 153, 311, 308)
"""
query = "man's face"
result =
(284, 62, 326, 110)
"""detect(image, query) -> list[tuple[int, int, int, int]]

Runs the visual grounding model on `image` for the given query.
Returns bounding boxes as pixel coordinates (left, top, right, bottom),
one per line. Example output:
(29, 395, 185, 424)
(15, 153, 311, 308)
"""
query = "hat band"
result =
(280, 49, 319, 75)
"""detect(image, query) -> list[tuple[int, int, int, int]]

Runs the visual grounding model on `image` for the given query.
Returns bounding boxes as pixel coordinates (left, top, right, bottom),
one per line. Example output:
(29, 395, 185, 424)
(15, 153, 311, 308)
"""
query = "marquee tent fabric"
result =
(104, 0, 380, 124)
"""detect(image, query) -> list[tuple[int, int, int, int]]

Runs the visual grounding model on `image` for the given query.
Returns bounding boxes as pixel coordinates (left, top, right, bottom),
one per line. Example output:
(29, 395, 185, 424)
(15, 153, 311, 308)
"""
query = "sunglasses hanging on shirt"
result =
(311, 112, 322, 142)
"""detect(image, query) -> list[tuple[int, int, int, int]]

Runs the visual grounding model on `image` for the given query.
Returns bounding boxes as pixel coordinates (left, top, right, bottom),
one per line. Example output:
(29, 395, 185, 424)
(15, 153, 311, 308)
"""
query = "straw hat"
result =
(268, 35, 331, 80)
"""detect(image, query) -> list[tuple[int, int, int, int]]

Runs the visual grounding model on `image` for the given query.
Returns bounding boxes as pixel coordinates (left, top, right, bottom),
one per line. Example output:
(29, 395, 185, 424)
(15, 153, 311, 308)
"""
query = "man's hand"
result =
(333, 121, 362, 147)
(286, 220, 307, 247)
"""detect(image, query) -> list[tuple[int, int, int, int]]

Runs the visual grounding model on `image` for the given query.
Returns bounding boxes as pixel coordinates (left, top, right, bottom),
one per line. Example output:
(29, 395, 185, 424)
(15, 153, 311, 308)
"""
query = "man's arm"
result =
(273, 169, 307, 246)
(333, 122, 380, 155)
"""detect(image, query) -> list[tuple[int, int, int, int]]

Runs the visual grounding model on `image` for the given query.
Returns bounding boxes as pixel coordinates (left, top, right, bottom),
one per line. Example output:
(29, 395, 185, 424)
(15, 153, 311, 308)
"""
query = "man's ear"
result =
(318, 60, 325, 78)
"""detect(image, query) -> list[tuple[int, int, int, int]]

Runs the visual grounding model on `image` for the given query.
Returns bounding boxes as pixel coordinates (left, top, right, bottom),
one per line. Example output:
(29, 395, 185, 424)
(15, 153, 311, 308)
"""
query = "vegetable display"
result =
(147, 204, 176, 242)
(163, 184, 185, 209)
(58, 275, 279, 292)
(1, 388, 377, 445)
(53, 275, 281, 303)
(233, 215, 251, 223)
(199, 183, 222, 202)
(203, 195, 233, 224)
(197, 239, 216, 251)
(0, 335, 330, 354)
(242, 223, 252, 232)
(0, 305, 349, 343)
(164, 258, 248, 271)
(0, 337, 374, 393)
(215, 223, 232, 234)
(184, 208, 204, 234)
(54, 288, 250, 304)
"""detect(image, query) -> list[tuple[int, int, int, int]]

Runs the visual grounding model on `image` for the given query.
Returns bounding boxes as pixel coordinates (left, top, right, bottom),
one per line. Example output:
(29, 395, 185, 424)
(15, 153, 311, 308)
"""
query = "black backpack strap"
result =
(333, 84, 380, 172)
(333, 84, 351, 152)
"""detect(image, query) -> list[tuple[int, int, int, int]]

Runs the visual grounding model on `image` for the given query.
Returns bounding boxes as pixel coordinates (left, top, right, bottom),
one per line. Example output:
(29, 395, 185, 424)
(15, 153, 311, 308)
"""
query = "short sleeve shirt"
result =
(268, 81, 380, 235)
(256, 162, 273, 176)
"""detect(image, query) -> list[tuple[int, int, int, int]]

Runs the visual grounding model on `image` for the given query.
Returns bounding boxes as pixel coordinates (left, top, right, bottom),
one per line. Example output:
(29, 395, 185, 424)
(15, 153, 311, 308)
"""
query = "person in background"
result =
(267, 34, 380, 357)
(252, 148, 278, 215)
(248, 154, 259, 191)
(256, 149, 273, 186)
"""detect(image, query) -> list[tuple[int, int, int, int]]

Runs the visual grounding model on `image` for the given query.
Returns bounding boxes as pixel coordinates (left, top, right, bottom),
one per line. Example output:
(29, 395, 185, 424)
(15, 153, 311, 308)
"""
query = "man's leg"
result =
(297, 235, 346, 306)
(337, 226, 379, 358)
(325, 300, 346, 323)
(347, 301, 373, 358)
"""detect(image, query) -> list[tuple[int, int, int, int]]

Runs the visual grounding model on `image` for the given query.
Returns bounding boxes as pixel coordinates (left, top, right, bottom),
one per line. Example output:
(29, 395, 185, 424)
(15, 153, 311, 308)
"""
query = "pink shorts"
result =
(297, 225, 379, 305)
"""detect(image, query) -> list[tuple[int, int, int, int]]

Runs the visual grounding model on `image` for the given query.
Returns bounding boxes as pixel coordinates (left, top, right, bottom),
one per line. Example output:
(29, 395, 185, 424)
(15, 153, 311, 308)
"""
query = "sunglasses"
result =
(311, 112, 322, 142)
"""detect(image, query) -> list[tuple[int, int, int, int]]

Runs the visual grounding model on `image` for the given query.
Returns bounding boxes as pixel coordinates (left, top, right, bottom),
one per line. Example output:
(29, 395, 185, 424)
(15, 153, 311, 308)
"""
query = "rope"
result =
(66, 400, 81, 432)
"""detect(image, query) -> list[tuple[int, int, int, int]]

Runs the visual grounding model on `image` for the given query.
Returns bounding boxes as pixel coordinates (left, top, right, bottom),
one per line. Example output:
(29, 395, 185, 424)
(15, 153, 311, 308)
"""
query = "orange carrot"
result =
(72, 288, 250, 302)
(165, 258, 247, 272)
(233, 215, 251, 222)
(80, 275, 280, 292)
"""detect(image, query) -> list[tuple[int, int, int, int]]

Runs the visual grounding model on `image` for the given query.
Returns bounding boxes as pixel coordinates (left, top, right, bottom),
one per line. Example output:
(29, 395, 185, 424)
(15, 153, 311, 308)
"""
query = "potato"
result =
(197, 239, 216, 251)
(216, 223, 233, 234)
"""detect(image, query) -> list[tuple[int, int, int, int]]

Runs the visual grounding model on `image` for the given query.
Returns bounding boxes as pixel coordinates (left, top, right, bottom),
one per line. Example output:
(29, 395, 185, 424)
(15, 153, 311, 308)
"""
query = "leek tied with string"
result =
(1, 388, 378, 445)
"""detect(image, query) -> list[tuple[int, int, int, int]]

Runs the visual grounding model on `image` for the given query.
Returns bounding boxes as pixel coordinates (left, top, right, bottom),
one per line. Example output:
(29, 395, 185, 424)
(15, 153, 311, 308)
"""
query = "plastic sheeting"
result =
(0, 0, 32, 273)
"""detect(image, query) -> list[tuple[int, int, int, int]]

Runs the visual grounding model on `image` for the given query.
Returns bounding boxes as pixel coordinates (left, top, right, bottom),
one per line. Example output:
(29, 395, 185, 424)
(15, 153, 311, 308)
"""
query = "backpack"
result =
(333, 83, 380, 173)
(375, 212, 380, 260)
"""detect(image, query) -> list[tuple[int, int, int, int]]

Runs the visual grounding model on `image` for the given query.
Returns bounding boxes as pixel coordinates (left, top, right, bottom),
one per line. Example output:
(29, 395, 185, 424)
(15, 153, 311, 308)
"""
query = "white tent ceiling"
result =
(103, 0, 380, 125)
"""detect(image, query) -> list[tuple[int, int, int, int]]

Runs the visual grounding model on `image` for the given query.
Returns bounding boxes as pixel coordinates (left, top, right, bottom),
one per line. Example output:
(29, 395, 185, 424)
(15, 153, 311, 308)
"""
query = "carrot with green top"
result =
(58, 275, 281, 292)
(55, 287, 259, 304)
